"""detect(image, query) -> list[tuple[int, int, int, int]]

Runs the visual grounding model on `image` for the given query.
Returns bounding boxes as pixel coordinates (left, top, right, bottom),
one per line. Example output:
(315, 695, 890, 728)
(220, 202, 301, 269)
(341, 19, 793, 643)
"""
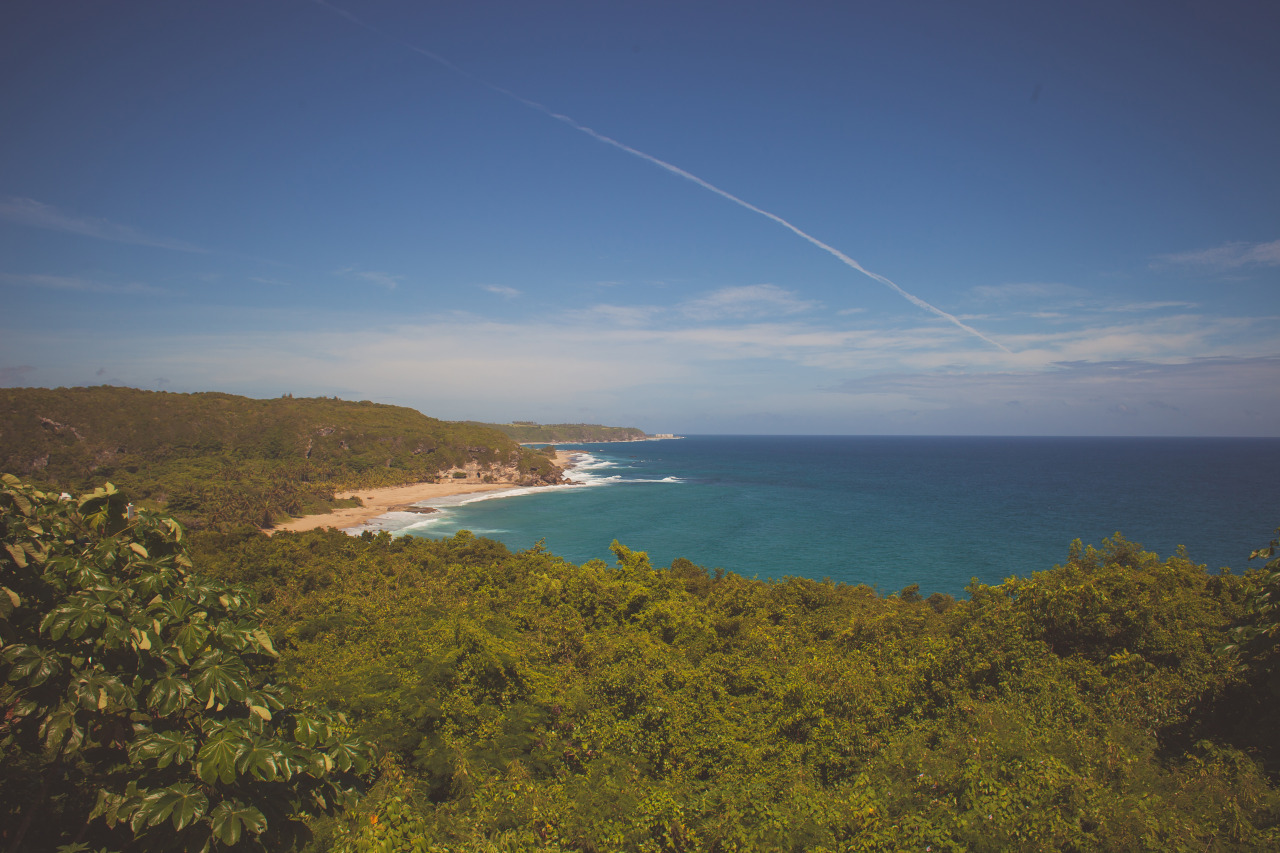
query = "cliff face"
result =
(440, 451, 569, 487)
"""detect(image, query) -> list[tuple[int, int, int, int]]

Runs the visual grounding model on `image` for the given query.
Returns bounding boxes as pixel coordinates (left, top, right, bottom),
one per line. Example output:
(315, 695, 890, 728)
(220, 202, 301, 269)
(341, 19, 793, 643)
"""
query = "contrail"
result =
(310, 0, 1012, 354)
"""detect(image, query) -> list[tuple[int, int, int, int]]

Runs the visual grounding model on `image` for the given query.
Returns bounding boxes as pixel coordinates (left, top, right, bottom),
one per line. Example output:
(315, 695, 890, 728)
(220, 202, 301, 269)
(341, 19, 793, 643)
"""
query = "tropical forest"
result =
(2, 388, 1279, 851)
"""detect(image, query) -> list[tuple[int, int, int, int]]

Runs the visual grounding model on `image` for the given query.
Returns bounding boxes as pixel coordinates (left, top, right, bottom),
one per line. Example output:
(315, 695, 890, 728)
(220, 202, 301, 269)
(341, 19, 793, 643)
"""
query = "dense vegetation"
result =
(0, 477, 375, 852)
(466, 423, 649, 444)
(194, 524, 1278, 849)
(0, 388, 562, 530)
(4, 387, 1280, 849)
(4, 475, 1280, 850)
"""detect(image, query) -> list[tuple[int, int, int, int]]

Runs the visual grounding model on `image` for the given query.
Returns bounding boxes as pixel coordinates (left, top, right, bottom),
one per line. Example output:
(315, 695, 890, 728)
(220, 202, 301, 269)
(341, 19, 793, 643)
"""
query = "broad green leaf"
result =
(40, 705, 84, 754)
(190, 650, 250, 704)
(251, 628, 276, 656)
(71, 671, 131, 713)
(1, 585, 21, 615)
(130, 730, 197, 768)
(129, 783, 207, 833)
(235, 740, 281, 781)
(293, 715, 331, 748)
(148, 675, 194, 715)
(10, 490, 32, 515)
(4, 542, 26, 568)
(327, 739, 371, 774)
(196, 730, 243, 785)
(208, 799, 268, 846)
(167, 784, 208, 830)
(174, 621, 211, 660)
(6, 645, 61, 687)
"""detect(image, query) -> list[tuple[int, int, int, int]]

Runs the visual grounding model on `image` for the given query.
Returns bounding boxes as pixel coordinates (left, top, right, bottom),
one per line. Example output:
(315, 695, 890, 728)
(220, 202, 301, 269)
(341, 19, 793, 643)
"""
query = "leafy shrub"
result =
(0, 476, 376, 852)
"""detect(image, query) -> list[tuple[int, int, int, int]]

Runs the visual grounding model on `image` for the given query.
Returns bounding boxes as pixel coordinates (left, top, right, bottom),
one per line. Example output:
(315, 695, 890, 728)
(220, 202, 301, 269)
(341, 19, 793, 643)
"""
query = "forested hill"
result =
(467, 421, 649, 443)
(0, 386, 562, 528)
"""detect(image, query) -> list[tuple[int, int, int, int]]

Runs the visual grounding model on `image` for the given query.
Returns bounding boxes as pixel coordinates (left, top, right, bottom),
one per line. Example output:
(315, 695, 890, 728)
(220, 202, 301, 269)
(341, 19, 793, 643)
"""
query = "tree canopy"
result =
(198, 528, 1280, 851)
(5, 470, 1280, 851)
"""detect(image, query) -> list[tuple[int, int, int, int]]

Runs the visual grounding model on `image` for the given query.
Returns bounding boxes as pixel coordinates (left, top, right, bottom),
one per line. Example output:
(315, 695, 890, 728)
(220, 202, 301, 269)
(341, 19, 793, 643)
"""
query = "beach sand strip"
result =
(269, 449, 581, 534)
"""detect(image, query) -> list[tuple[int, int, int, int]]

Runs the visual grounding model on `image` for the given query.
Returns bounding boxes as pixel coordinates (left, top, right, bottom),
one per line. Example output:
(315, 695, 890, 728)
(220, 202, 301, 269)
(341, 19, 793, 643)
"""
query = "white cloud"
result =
(997, 314, 1261, 367)
(967, 285, 1196, 322)
(0, 196, 205, 253)
(833, 356, 1280, 407)
(1108, 301, 1199, 312)
(678, 284, 816, 320)
(6, 290, 1277, 434)
(0, 272, 164, 295)
(479, 284, 521, 298)
(563, 304, 665, 327)
(567, 284, 817, 328)
(971, 282, 1088, 301)
(335, 266, 402, 290)
(823, 357, 1280, 434)
(1153, 239, 1280, 270)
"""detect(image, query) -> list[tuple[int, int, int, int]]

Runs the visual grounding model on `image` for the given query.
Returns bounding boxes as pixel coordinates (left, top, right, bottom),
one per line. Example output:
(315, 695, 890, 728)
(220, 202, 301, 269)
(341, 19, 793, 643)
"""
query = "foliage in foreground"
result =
(0, 476, 375, 852)
(6, 470, 1280, 851)
(196, 521, 1280, 851)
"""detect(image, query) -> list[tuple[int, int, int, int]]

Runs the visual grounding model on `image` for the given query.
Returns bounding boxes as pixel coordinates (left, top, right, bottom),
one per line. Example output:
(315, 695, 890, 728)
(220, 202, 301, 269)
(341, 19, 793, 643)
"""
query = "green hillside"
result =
(0, 387, 562, 528)
(469, 421, 650, 443)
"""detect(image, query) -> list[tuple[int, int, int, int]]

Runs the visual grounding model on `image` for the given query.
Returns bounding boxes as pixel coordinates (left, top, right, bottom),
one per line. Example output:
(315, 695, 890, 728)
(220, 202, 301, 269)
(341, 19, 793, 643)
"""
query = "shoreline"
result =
(268, 450, 583, 534)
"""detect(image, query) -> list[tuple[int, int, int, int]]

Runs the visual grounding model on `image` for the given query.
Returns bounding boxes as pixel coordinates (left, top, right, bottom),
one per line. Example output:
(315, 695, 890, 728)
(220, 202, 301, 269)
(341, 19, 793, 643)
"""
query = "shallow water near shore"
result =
(390, 435, 1280, 596)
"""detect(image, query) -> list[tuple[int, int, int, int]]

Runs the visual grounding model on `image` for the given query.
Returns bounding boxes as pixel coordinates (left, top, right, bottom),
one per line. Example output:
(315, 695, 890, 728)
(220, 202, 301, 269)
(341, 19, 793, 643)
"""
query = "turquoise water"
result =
(366, 436, 1280, 596)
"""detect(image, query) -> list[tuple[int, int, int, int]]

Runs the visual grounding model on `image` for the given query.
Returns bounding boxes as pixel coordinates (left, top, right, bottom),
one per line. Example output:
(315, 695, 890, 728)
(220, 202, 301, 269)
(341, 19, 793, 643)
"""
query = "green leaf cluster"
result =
(0, 476, 375, 852)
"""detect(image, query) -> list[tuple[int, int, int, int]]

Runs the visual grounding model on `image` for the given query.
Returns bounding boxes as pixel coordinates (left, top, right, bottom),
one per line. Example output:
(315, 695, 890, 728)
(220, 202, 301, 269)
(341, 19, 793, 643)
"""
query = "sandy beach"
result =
(269, 450, 582, 534)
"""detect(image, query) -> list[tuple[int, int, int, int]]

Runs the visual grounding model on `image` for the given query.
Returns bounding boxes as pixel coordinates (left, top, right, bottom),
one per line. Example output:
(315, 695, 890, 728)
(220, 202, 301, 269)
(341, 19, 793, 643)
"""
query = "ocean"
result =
(367, 435, 1280, 597)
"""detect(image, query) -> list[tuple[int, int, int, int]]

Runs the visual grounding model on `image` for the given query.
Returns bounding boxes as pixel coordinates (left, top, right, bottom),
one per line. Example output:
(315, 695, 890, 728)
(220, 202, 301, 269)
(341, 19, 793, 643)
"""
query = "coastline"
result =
(268, 450, 582, 534)
(519, 436, 683, 446)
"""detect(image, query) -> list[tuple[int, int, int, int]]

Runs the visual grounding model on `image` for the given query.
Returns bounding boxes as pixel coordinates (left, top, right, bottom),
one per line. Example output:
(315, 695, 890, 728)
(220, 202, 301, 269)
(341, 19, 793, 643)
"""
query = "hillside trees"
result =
(7, 460, 1280, 850)
(465, 423, 648, 444)
(1230, 527, 1280, 658)
(0, 387, 564, 530)
(196, 525, 1280, 850)
(0, 476, 375, 852)
(1214, 527, 1280, 774)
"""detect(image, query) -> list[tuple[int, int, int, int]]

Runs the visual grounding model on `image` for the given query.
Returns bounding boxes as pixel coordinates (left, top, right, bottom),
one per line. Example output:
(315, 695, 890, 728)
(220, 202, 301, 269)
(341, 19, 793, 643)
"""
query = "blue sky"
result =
(2, 0, 1277, 435)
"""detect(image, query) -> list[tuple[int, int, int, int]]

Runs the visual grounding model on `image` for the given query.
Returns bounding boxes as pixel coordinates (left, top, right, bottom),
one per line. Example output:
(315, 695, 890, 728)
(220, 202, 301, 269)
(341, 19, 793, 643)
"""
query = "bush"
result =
(0, 476, 376, 851)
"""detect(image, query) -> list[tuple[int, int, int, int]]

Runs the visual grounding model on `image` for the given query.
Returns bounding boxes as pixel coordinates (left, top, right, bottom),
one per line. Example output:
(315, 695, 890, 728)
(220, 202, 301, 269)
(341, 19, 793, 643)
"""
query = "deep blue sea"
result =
(365, 436, 1280, 597)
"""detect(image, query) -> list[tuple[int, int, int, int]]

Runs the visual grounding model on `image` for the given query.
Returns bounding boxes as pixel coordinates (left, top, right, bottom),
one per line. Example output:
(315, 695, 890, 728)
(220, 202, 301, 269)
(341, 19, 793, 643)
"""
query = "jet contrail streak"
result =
(310, 0, 1012, 354)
